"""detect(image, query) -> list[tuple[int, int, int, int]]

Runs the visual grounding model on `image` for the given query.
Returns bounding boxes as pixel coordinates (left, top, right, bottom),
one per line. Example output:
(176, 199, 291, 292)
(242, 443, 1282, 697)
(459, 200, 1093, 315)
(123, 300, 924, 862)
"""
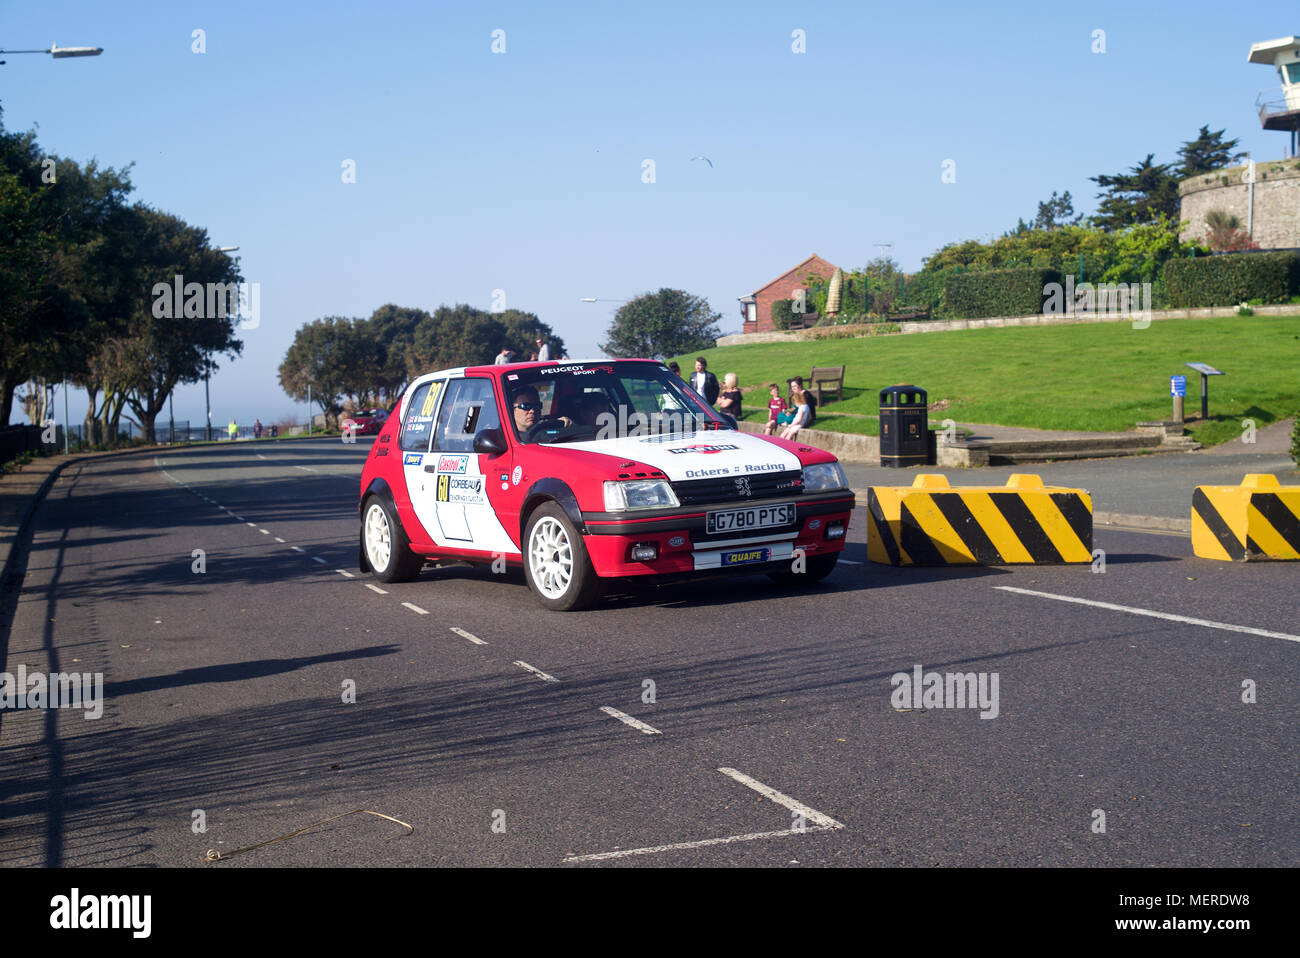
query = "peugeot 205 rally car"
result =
(358, 359, 854, 610)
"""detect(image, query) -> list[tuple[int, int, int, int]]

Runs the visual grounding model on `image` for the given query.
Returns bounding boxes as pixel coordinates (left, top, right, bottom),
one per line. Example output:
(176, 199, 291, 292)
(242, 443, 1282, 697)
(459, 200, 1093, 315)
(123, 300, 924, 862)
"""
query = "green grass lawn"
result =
(684, 316, 1300, 446)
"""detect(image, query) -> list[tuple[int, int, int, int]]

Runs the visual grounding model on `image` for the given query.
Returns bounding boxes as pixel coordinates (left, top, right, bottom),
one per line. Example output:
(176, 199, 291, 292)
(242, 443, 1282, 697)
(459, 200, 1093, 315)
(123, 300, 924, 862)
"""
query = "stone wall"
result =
(1179, 159, 1300, 249)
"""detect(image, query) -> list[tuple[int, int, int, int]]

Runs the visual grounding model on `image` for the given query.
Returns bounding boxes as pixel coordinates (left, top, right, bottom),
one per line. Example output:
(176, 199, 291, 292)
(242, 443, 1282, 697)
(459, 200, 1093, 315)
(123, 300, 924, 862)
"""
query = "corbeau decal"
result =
(438, 455, 469, 474)
(438, 476, 484, 503)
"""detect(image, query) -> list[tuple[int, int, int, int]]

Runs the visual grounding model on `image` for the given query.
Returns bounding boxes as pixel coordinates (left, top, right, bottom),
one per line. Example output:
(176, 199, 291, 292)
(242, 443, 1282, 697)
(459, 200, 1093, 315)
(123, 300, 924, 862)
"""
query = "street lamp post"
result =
(0, 44, 103, 65)
(203, 246, 239, 442)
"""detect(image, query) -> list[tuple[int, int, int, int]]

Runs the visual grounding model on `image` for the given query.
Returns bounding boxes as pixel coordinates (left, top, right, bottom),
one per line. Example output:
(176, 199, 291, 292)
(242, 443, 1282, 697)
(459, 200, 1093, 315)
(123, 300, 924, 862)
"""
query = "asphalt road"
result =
(1, 439, 1296, 867)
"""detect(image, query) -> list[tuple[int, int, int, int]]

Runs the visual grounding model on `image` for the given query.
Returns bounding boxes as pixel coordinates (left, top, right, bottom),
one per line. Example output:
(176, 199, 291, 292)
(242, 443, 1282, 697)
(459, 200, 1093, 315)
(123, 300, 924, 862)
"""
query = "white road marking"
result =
(247, 522, 257, 527)
(259, 529, 270, 535)
(365, 583, 388, 595)
(838, 559, 862, 565)
(995, 586, 1300, 644)
(233, 515, 244, 521)
(290, 546, 305, 553)
(563, 828, 813, 864)
(256, 453, 269, 460)
(717, 768, 844, 830)
(599, 706, 662, 735)
(294, 465, 317, 473)
(402, 601, 429, 615)
(450, 627, 486, 646)
(336, 569, 355, 578)
(513, 660, 558, 682)
(312, 557, 327, 564)
(274, 537, 286, 543)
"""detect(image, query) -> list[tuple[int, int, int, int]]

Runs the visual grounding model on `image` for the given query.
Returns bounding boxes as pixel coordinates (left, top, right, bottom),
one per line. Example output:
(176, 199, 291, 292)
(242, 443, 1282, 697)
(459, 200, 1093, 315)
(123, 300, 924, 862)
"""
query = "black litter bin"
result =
(879, 385, 928, 467)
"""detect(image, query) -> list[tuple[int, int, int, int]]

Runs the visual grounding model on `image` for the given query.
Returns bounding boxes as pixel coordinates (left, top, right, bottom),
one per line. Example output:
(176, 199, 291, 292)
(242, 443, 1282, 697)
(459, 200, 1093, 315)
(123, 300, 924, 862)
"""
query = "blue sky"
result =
(3, 0, 1296, 426)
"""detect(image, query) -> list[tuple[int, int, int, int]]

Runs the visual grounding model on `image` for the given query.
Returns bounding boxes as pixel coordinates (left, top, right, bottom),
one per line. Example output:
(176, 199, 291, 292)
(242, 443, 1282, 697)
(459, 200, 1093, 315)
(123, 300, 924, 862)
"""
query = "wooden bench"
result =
(889, 307, 932, 322)
(808, 365, 845, 405)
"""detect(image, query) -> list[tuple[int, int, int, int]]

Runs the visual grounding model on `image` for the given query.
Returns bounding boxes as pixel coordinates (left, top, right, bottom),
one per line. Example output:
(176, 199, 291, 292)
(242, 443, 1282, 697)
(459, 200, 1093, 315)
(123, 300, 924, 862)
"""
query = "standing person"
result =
(688, 357, 719, 406)
(668, 361, 682, 380)
(228, 418, 238, 441)
(762, 383, 787, 436)
(535, 337, 551, 362)
(253, 418, 263, 440)
(494, 347, 514, 365)
(780, 386, 811, 440)
(717, 373, 742, 419)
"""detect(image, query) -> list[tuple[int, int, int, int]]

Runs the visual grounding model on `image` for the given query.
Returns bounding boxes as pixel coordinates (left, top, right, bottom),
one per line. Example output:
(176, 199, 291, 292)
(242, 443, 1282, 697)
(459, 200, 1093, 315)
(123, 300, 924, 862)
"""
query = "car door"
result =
(425, 377, 517, 554)
(399, 378, 446, 544)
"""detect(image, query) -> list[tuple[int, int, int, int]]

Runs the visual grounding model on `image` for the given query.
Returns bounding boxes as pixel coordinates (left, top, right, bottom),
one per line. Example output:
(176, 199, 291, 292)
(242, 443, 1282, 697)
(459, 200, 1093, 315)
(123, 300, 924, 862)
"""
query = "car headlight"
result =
(802, 462, 847, 493)
(603, 479, 680, 512)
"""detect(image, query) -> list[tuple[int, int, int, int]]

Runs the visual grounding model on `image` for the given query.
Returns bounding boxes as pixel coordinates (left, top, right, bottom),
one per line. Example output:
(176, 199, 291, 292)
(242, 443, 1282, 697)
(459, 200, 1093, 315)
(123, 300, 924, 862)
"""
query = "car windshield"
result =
(503, 362, 732, 445)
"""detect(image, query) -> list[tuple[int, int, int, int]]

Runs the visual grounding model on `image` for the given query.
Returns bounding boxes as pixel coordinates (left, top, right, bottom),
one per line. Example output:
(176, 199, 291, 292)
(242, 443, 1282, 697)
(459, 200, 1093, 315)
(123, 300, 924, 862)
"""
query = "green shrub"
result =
(943, 267, 1063, 318)
(1292, 415, 1299, 468)
(897, 270, 952, 318)
(1164, 252, 1300, 307)
(770, 299, 796, 330)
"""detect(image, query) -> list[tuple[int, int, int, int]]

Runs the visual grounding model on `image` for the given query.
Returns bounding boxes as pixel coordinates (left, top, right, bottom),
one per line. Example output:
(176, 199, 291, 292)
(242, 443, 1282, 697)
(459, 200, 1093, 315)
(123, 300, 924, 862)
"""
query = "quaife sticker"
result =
(403, 453, 422, 466)
(666, 443, 739, 455)
(437, 455, 469, 474)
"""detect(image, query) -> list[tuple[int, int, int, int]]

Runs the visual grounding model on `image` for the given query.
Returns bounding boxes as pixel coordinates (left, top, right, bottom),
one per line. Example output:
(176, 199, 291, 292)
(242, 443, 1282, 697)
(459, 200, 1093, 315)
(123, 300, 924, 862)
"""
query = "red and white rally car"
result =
(358, 359, 854, 610)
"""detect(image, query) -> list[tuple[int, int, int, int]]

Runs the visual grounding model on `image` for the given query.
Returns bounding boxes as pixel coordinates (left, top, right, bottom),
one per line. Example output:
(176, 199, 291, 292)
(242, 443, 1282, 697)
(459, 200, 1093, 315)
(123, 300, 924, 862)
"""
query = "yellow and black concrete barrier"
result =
(1192, 473, 1300, 561)
(867, 473, 1093, 566)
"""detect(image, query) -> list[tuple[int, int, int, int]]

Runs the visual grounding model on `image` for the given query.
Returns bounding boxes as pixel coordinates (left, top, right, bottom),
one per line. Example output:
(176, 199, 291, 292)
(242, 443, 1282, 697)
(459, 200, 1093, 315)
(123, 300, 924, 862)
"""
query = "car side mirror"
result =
(473, 427, 508, 456)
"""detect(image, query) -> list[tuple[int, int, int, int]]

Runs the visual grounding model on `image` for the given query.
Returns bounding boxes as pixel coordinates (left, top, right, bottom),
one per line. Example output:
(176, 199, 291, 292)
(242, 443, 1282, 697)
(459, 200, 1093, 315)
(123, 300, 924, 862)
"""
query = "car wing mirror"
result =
(473, 427, 508, 456)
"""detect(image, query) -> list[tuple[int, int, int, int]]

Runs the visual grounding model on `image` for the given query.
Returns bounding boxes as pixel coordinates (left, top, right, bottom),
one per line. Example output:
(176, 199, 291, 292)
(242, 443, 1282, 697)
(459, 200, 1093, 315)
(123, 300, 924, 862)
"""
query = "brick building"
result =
(739, 254, 839, 334)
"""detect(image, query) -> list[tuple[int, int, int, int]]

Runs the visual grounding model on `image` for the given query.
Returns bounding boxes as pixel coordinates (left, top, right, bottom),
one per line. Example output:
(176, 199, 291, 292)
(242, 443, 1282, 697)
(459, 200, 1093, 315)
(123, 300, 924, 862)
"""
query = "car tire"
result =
(767, 550, 839, 587)
(523, 502, 601, 611)
(362, 495, 424, 583)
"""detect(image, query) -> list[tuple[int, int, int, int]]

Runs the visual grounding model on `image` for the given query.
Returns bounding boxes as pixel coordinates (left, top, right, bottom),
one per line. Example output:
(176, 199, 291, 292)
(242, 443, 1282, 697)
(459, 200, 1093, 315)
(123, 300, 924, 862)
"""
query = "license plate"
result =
(706, 504, 795, 534)
(721, 548, 771, 567)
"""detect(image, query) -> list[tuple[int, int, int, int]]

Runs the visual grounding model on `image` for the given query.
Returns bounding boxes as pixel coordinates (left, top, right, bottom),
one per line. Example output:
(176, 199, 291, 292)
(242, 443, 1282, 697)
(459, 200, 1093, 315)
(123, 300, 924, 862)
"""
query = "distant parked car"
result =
(348, 408, 389, 436)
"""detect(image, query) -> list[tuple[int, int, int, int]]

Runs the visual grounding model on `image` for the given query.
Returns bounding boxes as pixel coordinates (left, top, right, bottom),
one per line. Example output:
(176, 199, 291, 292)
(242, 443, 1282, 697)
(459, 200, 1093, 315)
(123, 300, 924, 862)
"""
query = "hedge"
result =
(1164, 252, 1300, 307)
(943, 267, 1062, 319)
(770, 299, 796, 330)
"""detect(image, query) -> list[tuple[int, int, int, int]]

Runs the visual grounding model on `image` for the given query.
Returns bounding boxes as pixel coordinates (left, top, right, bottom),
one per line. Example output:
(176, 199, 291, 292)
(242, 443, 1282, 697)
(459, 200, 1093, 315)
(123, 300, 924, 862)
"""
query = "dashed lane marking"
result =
(290, 546, 305, 553)
(513, 660, 558, 682)
(995, 586, 1300, 644)
(563, 828, 816, 864)
(259, 529, 270, 535)
(274, 537, 286, 543)
(336, 569, 355, 578)
(402, 601, 429, 615)
(718, 768, 844, 830)
(599, 707, 662, 735)
(451, 627, 486, 645)
(313, 557, 327, 564)
(365, 583, 388, 595)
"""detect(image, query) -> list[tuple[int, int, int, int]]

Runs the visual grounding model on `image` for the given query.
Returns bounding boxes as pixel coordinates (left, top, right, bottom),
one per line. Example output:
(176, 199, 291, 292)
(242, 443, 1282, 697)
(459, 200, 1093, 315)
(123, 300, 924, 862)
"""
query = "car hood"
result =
(555, 430, 804, 482)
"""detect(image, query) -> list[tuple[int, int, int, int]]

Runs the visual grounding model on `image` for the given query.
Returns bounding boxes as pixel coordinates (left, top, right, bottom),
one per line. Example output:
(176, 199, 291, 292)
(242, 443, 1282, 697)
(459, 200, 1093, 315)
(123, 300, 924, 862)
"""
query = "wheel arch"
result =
(520, 477, 585, 543)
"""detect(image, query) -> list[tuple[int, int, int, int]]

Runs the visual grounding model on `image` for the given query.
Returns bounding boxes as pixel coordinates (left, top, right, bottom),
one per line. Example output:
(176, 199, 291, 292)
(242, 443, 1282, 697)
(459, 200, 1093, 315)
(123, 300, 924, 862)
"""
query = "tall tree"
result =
(112, 205, 245, 443)
(279, 317, 363, 428)
(600, 289, 721, 359)
(1179, 126, 1246, 176)
(1032, 190, 1080, 231)
(1090, 154, 1180, 231)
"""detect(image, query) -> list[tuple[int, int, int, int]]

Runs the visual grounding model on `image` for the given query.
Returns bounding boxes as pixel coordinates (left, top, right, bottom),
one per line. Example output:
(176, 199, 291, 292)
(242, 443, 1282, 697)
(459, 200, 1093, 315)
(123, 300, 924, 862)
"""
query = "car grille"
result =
(672, 470, 803, 507)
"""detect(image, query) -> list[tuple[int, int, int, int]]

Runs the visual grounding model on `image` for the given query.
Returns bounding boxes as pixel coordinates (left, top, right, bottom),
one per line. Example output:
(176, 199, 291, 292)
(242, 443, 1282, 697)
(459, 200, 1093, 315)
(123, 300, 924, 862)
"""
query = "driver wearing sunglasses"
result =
(511, 386, 573, 440)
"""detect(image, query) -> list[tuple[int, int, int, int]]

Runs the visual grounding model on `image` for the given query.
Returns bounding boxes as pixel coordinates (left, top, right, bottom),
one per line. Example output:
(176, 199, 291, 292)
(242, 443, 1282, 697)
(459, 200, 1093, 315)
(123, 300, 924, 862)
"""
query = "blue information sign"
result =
(1170, 375, 1187, 397)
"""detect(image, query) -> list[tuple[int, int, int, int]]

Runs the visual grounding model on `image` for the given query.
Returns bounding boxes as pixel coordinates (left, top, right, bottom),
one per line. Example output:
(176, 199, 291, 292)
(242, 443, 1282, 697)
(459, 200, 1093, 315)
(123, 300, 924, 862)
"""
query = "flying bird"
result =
(691, 155, 713, 168)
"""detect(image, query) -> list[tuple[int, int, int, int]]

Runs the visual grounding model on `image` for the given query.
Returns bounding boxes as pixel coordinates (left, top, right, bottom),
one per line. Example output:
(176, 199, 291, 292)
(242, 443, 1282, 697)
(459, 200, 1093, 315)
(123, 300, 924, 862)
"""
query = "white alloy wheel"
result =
(365, 501, 392, 572)
(528, 515, 573, 599)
